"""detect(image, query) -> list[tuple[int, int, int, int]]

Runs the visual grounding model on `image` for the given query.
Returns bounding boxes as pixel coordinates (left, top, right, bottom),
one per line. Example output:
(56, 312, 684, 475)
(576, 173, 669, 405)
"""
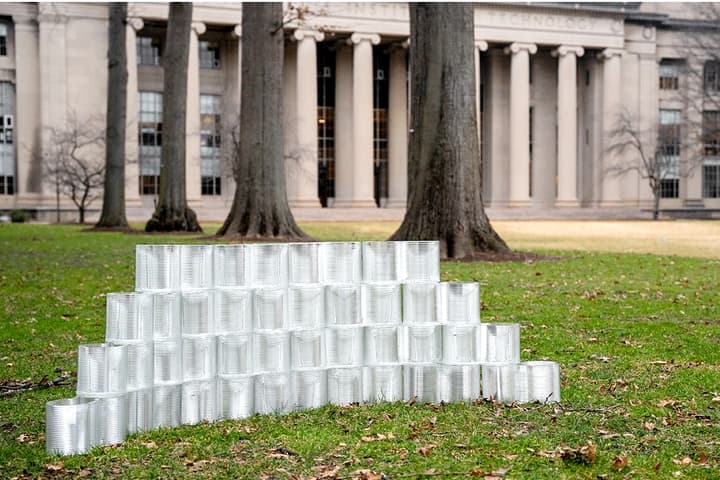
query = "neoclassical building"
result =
(0, 2, 719, 220)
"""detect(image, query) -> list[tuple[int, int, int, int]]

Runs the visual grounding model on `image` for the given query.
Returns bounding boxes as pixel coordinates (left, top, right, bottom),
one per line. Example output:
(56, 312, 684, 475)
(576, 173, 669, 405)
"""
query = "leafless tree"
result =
(605, 109, 703, 220)
(41, 116, 106, 223)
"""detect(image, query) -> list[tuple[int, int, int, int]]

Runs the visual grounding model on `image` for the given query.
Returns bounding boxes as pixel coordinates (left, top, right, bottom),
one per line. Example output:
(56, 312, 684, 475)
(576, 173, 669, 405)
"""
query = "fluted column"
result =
(186, 21, 205, 205)
(505, 42, 536, 207)
(553, 45, 584, 207)
(337, 32, 380, 208)
(475, 40, 488, 152)
(386, 41, 408, 209)
(125, 17, 143, 206)
(599, 48, 623, 206)
(289, 29, 324, 207)
(333, 42, 354, 207)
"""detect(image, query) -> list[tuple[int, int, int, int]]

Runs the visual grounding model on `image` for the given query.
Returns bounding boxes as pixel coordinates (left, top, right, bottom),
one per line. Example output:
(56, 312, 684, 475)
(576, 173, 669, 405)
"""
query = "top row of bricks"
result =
(135, 241, 441, 291)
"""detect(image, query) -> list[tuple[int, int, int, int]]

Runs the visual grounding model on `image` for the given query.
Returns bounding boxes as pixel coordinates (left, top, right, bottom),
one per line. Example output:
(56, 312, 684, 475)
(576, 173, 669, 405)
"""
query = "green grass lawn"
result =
(1, 223, 719, 479)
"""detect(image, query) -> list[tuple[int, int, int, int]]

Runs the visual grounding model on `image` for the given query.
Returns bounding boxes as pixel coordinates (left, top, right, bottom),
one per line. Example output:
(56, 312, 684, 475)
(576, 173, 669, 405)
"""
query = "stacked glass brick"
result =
(45, 241, 560, 455)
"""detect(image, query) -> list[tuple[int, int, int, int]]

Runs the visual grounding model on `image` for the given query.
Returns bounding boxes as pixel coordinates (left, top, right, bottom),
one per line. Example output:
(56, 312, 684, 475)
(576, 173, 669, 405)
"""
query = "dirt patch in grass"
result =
(449, 250, 563, 263)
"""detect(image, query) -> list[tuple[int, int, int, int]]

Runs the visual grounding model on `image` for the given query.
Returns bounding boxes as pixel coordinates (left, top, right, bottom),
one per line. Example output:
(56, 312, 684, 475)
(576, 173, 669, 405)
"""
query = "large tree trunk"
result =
(390, 3, 509, 258)
(146, 2, 202, 232)
(96, 3, 129, 229)
(217, 3, 309, 240)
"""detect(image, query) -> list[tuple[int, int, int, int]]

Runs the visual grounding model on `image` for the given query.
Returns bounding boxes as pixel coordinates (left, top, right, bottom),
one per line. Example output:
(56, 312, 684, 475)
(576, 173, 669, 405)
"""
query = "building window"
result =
(317, 43, 336, 207)
(702, 110, 720, 198)
(200, 94, 222, 195)
(704, 61, 720, 92)
(659, 60, 680, 90)
(704, 162, 720, 198)
(137, 36, 161, 66)
(0, 82, 15, 195)
(658, 109, 681, 198)
(199, 41, 220, 70)
(0, 24, 7, 57)
(373, 46, 389, 207)
(138, 91, 162, 195)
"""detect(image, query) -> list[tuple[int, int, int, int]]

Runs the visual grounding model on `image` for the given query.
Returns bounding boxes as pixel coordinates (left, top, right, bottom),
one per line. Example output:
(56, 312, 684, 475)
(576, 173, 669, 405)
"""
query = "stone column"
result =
(599, 48, 623, 206)
(125, 17, 143, 206)
(475, 40, 488, 152)
(186, 21, 205, 206)
(13, 15, 41, 198)
(289, 29, 324, 208)
(333, 42, 354, 208)
(386, 41, 408, 209)
(553, 45, 584, 207)
(504, 42, 536, 207)
(342, 32, 380, 208)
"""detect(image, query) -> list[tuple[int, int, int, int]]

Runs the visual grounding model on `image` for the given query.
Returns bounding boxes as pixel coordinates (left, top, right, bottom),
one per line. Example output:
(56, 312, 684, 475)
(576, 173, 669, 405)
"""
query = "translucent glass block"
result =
(87, 394, 128, 446)
(405, 241, 440, 282)
(218, 334, 252, 375)
(478, 323, 520, 364)
(522, 361, 561, 403)
(325, 284, 361, 325)
(362, 283, 402, 325)
(325, 326, 364, 367)
(182, 335, 217, 381)
(403, 364, 439, 403)
(291, 369, 327, 410)
(213, 244, 247, 287)
(327, 367, 363, 405)
(290, 329, 325, 369)
(214, 288, 252, 333)
(362, 241, 404, 282)
(180, 245, 213, 290)
(105, 292, 153, 341)
(402, 283, 438, 324)
(438, 364, 481, 403)
(253, 331, 290, 373)
(406, 325, 441, 363)
(154, 339, 182, 384)
(152, 291, 181, 339)
(135, 245, 180, 291)
(482, 364, 520, 404)
(254, 287, 287, 330)
(288, 285, 325, 329)
(126, 388, 153, 434)
(153, 383, 182, 428)
(288, 243, 320, 284)
(363, 365, 403, 403)
(319, 242, 361, 284)
(442, 324, 479, 364)
(182, 379, 218, 425)
(122, 341, 154, 390)
(76, 343, 128, 396)
(247, 243, 288, 287)
(364, 326, 400, 365)
(438, 282, 480, 324)
(45, 397, 98, 455)
(181, 289, 212, 335)
(218, 374, 254, 420)
(254, 373, 292, 415)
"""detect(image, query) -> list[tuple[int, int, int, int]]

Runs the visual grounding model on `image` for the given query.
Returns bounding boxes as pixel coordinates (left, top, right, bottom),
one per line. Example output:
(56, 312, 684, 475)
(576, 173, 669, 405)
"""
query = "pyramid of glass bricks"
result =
(45, 241, 560, 455)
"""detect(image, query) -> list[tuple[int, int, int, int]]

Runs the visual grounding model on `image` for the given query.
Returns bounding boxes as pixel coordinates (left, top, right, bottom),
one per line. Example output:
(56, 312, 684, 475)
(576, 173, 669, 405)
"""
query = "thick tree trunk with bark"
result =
(217, 3, 308, 240)
(390, 3, 509, 258)
(146, 2, 202, 232)
(96, 3, 129, 229)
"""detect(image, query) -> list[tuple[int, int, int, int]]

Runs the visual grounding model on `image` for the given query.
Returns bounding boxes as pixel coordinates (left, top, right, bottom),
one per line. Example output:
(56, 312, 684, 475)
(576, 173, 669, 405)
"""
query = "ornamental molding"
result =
(503, 42, 538, 55)
(551, 45, 585, 58)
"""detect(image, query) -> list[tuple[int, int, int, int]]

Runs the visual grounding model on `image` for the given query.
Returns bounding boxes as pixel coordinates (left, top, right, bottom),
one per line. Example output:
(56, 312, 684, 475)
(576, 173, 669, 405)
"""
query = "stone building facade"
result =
(0, 2, 719, 220)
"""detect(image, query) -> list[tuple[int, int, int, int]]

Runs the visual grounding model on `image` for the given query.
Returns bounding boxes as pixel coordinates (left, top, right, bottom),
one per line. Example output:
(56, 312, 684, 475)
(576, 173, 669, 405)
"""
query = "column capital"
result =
(293, 28, 324, 42)
(552, 45, 584, 58)
(191, 21, 206, 36)
(348, 32, 381, 46)
(597, 48, 623, 60)
(504, 42, 537, 55)
(475, 40, 489, 52)
(233, 24, 242, 39)
(128, 17, 144, 32)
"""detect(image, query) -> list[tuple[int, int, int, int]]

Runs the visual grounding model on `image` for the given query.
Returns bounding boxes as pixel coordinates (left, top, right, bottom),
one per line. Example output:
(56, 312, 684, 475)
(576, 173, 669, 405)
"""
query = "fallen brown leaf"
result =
(141, 440, 158, 449)
(672, 456, 692, 465)
(612, 455, 628, 470)
(656, 398, 677, 408)
(418, 444, 436, 458)
(45, 461, 64, 472)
